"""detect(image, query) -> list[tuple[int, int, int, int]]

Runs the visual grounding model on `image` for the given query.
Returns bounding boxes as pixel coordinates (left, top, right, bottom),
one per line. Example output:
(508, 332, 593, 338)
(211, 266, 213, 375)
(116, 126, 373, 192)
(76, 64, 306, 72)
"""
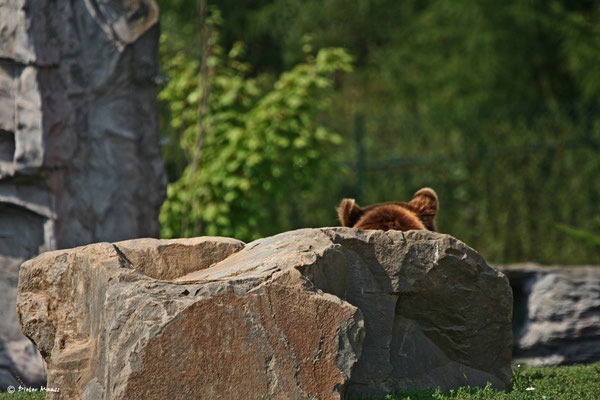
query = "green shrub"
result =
(158, 9, 352, 241)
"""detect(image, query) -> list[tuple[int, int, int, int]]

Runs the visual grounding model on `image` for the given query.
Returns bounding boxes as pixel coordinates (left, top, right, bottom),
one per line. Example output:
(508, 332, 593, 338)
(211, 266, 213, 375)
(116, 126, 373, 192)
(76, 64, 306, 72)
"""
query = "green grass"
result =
(0, 392, 45, 400)
(2, 363, 599, 399)
(384, 362, 600, 400)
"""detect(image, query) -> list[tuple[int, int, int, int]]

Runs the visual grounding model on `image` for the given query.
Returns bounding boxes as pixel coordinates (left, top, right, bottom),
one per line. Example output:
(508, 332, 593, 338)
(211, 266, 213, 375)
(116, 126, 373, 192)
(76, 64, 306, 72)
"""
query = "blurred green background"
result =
(156, 0, 600, 265)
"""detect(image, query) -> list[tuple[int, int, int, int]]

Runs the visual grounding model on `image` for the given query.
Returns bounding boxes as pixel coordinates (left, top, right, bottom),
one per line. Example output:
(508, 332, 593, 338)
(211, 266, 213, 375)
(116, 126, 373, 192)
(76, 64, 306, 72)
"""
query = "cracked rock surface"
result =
(17, 228, 512, 399)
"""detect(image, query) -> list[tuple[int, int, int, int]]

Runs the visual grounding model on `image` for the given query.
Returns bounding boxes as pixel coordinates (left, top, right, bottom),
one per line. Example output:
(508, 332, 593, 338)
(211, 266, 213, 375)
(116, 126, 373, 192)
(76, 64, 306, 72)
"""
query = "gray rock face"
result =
(17, 228, 513, 399)
(0, 0, 164, 390)
(502, 263, 600, 366)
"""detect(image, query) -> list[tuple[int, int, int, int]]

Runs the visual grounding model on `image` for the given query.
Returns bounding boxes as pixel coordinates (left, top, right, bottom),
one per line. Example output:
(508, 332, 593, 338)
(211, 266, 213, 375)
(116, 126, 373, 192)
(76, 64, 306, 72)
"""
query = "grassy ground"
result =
(0, 392, 45, 400)
(383, 363, 600, 400)
(1, 363, 599, 399)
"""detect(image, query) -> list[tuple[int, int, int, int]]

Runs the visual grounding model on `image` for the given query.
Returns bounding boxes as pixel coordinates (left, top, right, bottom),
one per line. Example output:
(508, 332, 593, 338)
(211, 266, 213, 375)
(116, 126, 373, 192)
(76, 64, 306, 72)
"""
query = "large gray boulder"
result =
(501, 263, 600, 366)
(0, 0, 165, 390)
(17, 228, 513, 399)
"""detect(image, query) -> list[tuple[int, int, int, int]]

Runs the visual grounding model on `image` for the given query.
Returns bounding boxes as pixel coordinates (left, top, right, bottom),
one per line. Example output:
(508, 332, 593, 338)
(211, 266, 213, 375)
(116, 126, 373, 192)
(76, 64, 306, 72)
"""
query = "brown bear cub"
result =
(338, 188, 438, 232)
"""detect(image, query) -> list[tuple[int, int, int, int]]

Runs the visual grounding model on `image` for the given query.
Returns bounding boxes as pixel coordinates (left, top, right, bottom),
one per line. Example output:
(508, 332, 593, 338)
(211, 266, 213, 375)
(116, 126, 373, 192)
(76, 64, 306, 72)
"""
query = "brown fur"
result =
(337, 187, 439, 232)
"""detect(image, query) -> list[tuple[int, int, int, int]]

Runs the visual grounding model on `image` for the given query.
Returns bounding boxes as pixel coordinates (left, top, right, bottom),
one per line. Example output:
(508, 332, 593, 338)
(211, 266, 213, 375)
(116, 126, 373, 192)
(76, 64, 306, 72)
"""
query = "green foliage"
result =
(158, 11, 352, 240)
(338, 0, 600, 264)
(158, 0, 600, 263)
(557, 216, 600, 249)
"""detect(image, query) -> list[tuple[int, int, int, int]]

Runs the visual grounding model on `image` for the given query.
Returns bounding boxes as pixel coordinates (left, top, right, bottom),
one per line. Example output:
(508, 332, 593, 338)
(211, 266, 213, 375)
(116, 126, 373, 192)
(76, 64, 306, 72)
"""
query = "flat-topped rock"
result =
(17, 228, 513, 399)
(115, 236, 245, 280)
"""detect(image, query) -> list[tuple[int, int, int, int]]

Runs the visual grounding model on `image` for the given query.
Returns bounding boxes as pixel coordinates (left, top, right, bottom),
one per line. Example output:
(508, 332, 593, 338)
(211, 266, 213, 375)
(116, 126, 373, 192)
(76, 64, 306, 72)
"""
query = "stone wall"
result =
(0, 0, 165, 390)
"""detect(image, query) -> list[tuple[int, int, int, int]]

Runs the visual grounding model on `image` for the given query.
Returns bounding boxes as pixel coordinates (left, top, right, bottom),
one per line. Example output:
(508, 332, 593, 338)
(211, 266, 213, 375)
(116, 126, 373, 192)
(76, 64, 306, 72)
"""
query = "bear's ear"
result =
(338, 198, 363, 227)
(409, 188, 438, 231)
